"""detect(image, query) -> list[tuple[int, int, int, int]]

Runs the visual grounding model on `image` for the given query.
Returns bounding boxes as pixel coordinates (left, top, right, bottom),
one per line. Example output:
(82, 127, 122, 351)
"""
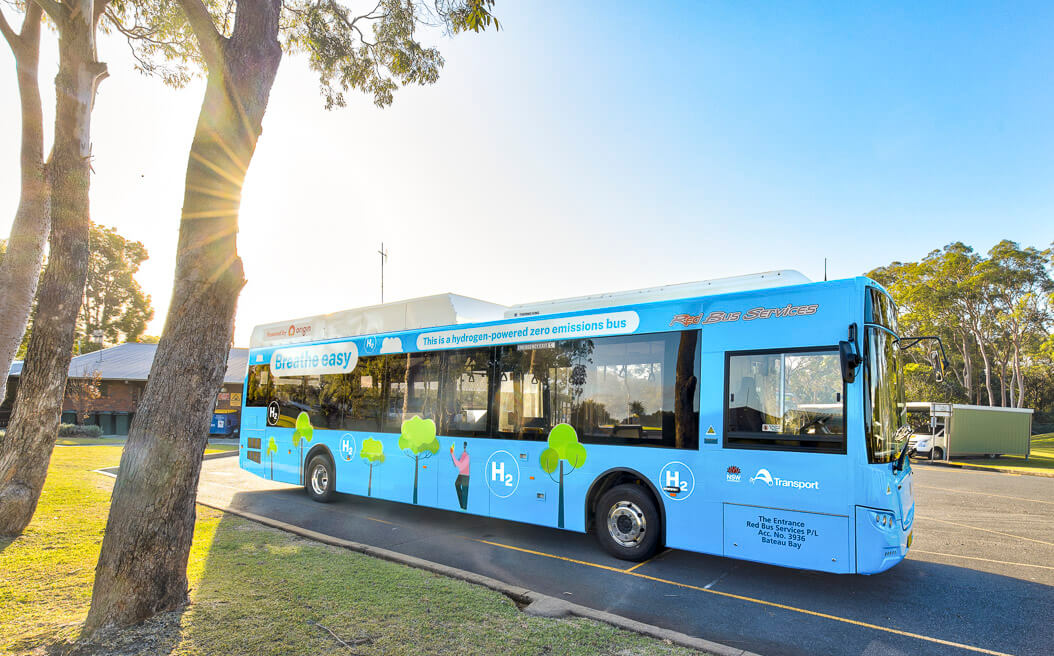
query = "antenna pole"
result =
(824, 258, 828, 282)
(378, 242, 389, 303)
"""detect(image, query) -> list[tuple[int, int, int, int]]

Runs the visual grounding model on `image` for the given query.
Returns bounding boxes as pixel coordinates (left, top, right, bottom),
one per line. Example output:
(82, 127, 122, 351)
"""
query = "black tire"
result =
(305, 453, 336, 503)
(594, 484, 661, 561)
(931, 447, 944, 461)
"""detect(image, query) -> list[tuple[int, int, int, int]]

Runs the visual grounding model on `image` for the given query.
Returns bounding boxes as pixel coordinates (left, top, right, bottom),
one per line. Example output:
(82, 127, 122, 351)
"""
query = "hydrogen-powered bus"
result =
(238, 271, 920, 574)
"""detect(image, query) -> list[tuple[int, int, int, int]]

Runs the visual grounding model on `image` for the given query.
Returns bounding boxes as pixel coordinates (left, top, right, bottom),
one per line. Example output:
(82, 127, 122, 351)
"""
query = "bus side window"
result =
(493, 331, 700, 449)
(725, 348, 846, 453)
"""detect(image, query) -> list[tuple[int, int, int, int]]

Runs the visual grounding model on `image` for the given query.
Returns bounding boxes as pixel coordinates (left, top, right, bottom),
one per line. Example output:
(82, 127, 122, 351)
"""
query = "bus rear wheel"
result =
(306, 454, 336, 503)
(595, 484, 661, 561)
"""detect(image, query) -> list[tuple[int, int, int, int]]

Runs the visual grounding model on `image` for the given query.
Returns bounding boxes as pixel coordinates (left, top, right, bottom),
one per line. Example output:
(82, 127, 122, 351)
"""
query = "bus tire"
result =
(306, 454, 336, 503)
(595, 484, 661, 561)
(930, 447, 944, 461)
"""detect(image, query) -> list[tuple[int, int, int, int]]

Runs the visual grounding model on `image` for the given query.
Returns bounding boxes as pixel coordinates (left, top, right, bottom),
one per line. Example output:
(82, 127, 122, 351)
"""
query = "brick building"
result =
(2, 343, 248, 435)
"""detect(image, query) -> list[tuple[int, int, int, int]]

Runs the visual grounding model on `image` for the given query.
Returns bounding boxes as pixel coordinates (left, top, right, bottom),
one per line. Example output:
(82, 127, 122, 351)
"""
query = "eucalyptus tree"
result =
(86, 0, 499, 631)
(0, 3, 47, 405)
(0, 0, 111, 537)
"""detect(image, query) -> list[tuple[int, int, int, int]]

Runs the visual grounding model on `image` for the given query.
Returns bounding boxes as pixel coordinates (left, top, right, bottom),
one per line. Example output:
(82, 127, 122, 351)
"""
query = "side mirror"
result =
(839, 341, 862, 383)
(932, 351, 947, 383)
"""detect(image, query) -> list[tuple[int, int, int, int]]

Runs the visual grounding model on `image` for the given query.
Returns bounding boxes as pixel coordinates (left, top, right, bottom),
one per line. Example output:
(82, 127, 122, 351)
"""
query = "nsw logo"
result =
(726, 465, 742, 483)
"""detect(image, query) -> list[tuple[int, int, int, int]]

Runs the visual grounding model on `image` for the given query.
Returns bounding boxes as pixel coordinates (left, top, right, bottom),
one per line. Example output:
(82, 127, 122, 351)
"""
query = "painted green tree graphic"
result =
(266, 436, 278, 480)
(292, 412, 314, 485)
(540, 423, 588, 529)
(398, 416, 439, 504)
(360, 438, 385, 497)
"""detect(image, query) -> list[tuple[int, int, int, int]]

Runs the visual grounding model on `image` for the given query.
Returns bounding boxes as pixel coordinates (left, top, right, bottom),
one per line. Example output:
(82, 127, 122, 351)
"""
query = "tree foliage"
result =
(2, 223, 155, 357)
(78, 224, 154, 350)
(360, 436, 385, 463)
(106, 0, 500, 105)
(868, 240, 1053, 423)
(539, 423, 587, 475)
(398, 415, 438, 456)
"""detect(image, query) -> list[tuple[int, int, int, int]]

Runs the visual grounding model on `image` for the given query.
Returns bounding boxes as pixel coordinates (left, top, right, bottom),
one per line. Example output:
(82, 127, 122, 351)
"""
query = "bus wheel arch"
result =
(585, 468, 666, 545)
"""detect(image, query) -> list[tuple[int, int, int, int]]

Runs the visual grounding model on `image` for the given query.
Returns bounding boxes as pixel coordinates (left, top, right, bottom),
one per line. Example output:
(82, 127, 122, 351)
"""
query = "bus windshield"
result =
(864, 291, 907, 464)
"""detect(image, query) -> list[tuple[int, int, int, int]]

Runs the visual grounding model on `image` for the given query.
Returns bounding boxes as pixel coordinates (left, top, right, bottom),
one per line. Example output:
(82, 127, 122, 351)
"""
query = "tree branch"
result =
(93, 0, 115, 28)
(30, 0, 65, 23)
(175, 0, 225, 68)
(0, 8, 18, 51)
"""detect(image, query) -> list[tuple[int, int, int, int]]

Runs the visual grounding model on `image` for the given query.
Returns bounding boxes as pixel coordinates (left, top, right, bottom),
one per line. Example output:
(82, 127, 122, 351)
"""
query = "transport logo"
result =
(750, 468, 820, 490)
(659, 461, 695, 501)
(726, 465, 742, 483)
(751, 468, 774, 486)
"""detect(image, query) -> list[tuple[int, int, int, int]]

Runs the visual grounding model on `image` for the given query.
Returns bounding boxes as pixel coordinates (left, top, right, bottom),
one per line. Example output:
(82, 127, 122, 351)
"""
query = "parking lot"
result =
(193, 457, 1053, 656)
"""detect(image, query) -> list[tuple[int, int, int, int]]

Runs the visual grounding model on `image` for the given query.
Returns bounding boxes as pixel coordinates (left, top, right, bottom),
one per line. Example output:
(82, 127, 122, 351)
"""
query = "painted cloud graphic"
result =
(380, 337, 403, 354)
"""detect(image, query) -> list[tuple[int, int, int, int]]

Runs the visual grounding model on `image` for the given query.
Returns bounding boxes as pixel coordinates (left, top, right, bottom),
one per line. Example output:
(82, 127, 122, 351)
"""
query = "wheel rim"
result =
(606, 500, 646, 547)
(310, 463, 329, 495)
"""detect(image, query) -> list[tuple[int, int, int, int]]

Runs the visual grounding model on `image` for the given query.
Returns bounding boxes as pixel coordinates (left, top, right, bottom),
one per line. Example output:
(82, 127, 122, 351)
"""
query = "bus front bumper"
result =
(855, 506, 912, 574)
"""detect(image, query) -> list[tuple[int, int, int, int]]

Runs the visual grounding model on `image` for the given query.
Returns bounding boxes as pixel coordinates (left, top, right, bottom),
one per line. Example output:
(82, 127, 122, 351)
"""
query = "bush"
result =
(58, 423, 103, 438)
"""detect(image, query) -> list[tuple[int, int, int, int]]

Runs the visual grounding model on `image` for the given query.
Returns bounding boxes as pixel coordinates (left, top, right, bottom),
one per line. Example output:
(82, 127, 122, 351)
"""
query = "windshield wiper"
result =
(892, 425, 913, 473)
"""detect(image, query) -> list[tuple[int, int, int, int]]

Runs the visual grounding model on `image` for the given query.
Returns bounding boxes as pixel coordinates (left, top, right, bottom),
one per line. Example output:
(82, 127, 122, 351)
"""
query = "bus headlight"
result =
(871, 511, 896, 529)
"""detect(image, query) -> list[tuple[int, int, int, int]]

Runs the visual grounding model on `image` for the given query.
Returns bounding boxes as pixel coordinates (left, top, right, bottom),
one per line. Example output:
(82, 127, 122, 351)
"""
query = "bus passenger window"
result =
(725, 348, 845, 453)
(495, 331, 700, 449)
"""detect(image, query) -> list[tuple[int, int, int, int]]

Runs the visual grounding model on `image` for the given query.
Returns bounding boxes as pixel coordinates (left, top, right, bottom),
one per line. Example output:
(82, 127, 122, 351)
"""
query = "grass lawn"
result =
(54, 437, 238, 455)
(54, 436, 127, 446)
(0, 446, 700, 656)
(947, 433, 1054, 474)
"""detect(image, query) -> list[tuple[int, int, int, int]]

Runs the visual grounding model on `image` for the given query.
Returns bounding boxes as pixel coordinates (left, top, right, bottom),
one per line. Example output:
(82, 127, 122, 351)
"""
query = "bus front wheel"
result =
(306, 454, 336, 503)
(595, 484, 661, 561)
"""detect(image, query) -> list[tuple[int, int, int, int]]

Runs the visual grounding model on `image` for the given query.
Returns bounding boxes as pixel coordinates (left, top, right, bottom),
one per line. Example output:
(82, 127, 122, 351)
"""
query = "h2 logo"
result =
(659, 461, 695, 501)
(491, 461, 513, 487)
(485, 450, 520, 499)
(266, 401, 280, 426)
(339, 434, 356, 461)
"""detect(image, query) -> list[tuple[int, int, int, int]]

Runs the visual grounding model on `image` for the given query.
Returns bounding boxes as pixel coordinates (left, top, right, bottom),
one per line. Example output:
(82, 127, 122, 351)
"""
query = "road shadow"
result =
(219, 486, 1054, 656)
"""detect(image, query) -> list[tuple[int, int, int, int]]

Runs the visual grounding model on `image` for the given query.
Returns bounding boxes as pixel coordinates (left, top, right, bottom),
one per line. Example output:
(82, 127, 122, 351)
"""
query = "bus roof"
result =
(505, 270, 810, 318)
(249, 269, 812, 349)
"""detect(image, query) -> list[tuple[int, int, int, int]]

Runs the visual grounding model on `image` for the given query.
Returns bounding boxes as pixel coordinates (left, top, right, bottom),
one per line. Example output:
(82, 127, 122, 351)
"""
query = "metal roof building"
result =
(8, 342, 248, 385)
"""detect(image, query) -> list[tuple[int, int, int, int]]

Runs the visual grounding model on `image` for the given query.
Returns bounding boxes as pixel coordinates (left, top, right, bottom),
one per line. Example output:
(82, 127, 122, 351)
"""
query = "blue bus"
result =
(238, 271, 918, 574)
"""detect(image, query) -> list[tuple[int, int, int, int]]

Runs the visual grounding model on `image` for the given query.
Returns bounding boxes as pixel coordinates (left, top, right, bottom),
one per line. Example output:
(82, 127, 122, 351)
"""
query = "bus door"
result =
(719, 348, 852, 573)
(485, 440, 562, 529)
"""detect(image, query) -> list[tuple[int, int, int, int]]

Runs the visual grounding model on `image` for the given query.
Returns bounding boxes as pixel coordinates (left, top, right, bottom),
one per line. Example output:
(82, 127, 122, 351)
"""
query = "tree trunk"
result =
(973, 331, 995, 406)
(557, 461, 564, 528)
(0, 4, 48, 405)
(412, 453, 419, 504)
(674, 330, 698, 449)
(961, 333, 973, 403)
(1012, 338, 1024, 408)
(0, 2, 104, 537)
(85, 0, 281, 631)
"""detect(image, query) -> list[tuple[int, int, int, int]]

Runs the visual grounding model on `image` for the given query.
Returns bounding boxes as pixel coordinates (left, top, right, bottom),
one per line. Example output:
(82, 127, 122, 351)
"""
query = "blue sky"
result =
(1, 1, 1051, 345)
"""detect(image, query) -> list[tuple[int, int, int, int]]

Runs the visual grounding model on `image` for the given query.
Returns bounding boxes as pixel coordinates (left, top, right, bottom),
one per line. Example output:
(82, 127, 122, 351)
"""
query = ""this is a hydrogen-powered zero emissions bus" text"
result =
(238, 270, 921, 574)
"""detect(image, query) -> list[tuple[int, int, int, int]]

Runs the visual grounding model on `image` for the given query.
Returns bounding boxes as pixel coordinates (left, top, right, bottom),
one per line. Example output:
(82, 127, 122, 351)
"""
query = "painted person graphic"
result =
(450, 441, 470, 510)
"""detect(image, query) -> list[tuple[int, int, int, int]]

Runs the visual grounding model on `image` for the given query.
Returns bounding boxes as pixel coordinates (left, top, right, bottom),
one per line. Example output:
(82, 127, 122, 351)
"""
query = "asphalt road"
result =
(192, 458, 1054, 656)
